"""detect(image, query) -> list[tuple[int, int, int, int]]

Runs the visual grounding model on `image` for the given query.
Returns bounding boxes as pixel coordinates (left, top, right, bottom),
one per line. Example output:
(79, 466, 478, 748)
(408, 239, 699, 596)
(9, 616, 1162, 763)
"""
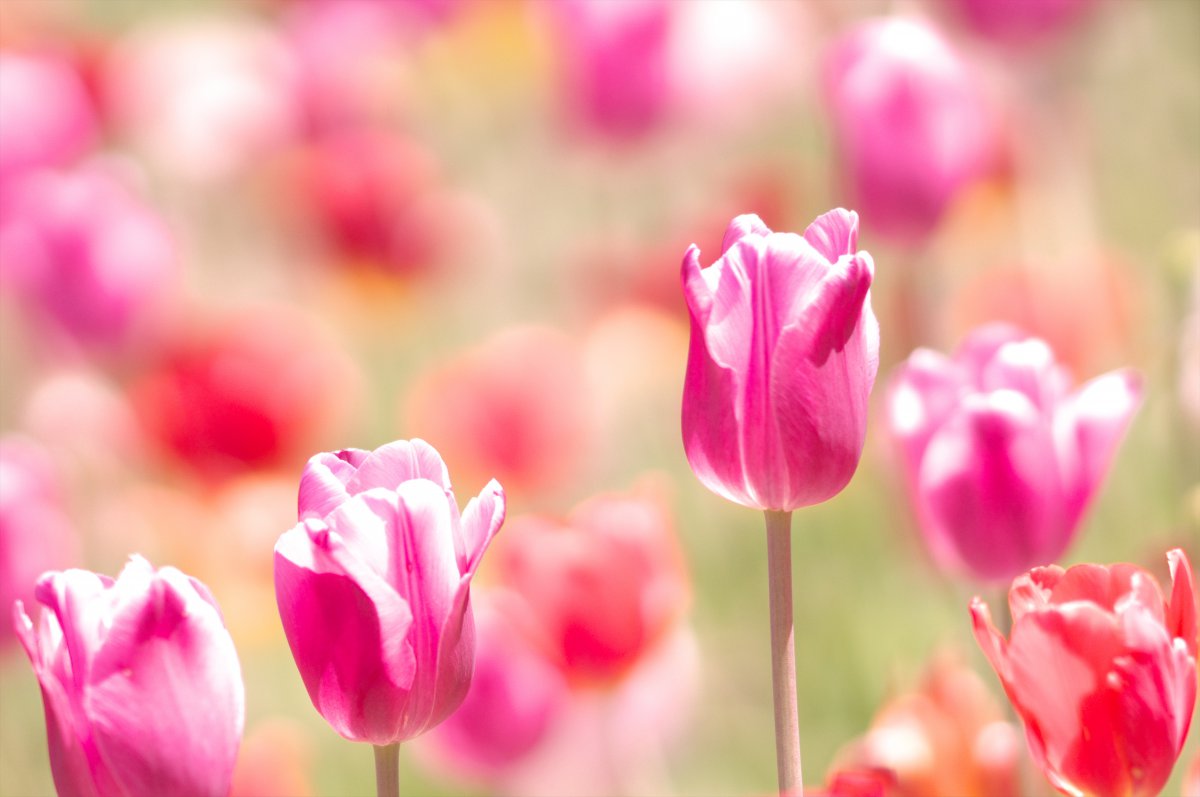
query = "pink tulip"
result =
(953, 0, 1099, 46)
(1186, 747, 1200, 797)
(0, 53, 95, 184)
(888, 323, 1142, 582)
(13, 556, 245, 797)
(0, 437, 77, 651)
(681, 209, 879, 511)
(0, 166, 178, 355)
(822, 17, 996, 242)
(971, 550, 1198, 797)
(274, 439, 505, 744)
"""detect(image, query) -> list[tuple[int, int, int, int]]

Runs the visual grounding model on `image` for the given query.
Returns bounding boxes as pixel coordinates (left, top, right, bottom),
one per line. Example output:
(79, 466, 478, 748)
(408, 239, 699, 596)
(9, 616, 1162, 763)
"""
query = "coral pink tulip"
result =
(972, 550, 1198, 797)
(888, 323, 1142, 582)
(495, 489, 690, 686)
(822, 17, 996, 242)
(0, 53, 95, 184)
(274, 439, 505, 744)
(13, 556, 245, 797)
(681, 210, 879, 511)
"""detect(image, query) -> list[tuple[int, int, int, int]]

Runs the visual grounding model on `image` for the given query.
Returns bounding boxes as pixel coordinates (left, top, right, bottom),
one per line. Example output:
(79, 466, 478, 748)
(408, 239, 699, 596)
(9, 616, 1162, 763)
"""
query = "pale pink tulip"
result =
(0, 166, 177, 354)
(13, 556, 245, 797)
(681, 210, 878, 511)
(0, 437, 77, 651)
(1185, 747, 1200, 797)
(275, 439, 505, 744)
(972, 550, 1197, 797)
(888, 323, 1142, 582)
(0, 53, 95, 184)
(822, 17, 996, 242)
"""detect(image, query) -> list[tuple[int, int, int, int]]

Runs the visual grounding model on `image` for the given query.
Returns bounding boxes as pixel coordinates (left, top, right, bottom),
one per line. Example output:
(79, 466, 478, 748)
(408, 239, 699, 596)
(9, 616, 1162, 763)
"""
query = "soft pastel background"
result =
(1, 0, 1197, 795)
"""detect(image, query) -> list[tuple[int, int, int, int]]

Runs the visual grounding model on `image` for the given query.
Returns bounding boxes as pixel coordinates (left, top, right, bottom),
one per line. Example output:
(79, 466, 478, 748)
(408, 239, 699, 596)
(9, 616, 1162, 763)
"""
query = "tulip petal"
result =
(460, 479, 505, 575)
(1057, 369, 1142, 529)
(33, 569, 113, 693)
(274, 520, 416, 743)
(345, 438, 452, 495)
(719, 213, 771, 255)
(798, 252, 874, 365)
(298, 449, 368, 520)
(1167, 549, 1197, 655)
(918, 392, 1066, 581)
(801, 207, 858, 263)
(954, 323, 1029, 384)
(1008, 565, 1061, 625)
(85, 567, 244, 797)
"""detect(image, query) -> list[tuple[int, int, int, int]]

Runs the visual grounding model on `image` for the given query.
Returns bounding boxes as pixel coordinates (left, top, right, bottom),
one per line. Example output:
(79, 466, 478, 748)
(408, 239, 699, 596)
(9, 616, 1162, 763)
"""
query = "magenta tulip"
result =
(13, 556, 245, 797)
(888, 323, 1142, 582)
(274, 439, 505, 745)
(681, 209, 879, 511)
(822, 17, 996, 242)
(972, 550, 1197, 797)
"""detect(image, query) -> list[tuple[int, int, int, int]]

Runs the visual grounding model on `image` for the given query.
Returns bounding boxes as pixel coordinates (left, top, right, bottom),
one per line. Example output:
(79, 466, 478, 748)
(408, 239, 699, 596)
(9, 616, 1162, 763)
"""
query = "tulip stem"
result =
(764, 509, 803, 796)
(374, 743, 400, 797)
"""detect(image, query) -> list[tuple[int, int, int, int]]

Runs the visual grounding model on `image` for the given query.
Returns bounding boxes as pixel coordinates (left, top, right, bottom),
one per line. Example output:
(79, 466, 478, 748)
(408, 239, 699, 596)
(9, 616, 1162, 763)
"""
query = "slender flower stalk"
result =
(765, 510, 802, 795)
(374, 744, 399, 797)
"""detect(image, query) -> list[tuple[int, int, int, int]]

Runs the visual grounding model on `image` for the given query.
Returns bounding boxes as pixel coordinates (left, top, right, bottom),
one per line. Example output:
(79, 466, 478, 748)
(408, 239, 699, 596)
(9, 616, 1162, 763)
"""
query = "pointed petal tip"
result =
(720, 214, 772, 255)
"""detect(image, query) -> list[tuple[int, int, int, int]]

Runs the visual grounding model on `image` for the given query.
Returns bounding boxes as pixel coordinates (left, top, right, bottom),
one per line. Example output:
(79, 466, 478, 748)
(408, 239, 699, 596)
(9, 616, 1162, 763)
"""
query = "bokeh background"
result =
(1, 0, 1197, 795)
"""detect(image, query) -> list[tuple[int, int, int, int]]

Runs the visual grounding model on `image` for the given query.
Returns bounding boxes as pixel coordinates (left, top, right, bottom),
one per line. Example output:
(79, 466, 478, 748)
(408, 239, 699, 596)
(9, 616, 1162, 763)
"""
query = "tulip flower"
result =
(971, 549, 1198, 797)
(274, 439, 504, 794)
(681, 209, 877, 794)
(822, 17, 996, 242)
(13, 556, 245, 797)
(681, 209, 878, 512)
(952, 0, 1099, 46)
(1186, 748, 1200, 797)
(888, 323, 1142, 582)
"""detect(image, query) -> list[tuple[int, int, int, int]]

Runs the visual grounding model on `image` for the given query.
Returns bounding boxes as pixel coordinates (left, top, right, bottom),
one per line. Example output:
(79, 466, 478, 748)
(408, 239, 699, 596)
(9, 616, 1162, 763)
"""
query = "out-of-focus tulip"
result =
(404, 326, 594, 500)
(279, 130, 460, 277)
(0, 437, 76, 652)
(822, 17, 996, 242)
(231, 719, 313, 797)
(105, 16, 300, 183)
(971, 550, 1198, 797)
(494, 488, 689, 685)
(274, 439, 505, 744)
(13, 556, 245, 797)
(952, 0, 1099, 46)
(1185, 747, 1200, 797)
(0, 166, 178, 355)
(681, 210, 878, 511)
(807, 768, 897, 797)
(888, 323, 1142, 582)
(830, 651, 1019, 797)
(546, 0, 671, 140)
(420, 591, 569, 785)
(0, 53, 95, 184)
(128, 306, 359, 483)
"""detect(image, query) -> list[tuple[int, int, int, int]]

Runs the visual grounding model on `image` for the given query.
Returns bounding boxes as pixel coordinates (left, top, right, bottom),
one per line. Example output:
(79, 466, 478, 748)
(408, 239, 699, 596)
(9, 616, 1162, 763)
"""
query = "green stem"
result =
(374, 743, 400, 797)
(764, 510, 803, 796)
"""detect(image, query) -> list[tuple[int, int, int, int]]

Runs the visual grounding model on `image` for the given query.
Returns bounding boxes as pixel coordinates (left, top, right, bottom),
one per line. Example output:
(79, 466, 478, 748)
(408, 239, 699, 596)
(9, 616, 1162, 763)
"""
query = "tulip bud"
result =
(972, 550, 1198, 797)
(13, 556, 245, 797)
(274, 439, 505, 745)
(681, 210, 879, 511)
(888, 323, 1142, 582)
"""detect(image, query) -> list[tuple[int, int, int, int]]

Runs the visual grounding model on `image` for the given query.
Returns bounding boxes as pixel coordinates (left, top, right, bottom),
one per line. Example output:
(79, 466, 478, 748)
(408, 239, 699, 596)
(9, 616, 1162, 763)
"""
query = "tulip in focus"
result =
(274, 439, 505, 745)
(972, 549, 1198, 797)
(13, 556, 245, 797)
(822, 18, 996, 242)
(681, 209, 878, 511)
(888, 323, 1142, 582)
